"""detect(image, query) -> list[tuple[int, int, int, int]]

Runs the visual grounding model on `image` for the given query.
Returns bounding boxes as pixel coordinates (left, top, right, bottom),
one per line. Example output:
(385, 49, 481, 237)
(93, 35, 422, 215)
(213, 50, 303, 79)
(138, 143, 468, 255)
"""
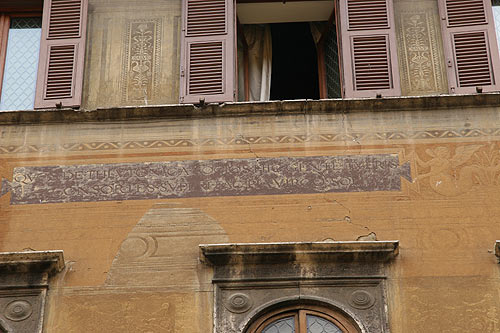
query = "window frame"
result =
(0, 9, 43, 100)
(247, 304, 360, 333)
(236, 0, 341, 101)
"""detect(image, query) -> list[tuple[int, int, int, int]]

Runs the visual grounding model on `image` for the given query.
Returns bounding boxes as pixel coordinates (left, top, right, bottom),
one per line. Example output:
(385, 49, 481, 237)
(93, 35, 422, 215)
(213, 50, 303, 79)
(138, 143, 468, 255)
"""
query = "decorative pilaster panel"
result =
(394, 0, 448, 95)
(121, 19, 162, 104)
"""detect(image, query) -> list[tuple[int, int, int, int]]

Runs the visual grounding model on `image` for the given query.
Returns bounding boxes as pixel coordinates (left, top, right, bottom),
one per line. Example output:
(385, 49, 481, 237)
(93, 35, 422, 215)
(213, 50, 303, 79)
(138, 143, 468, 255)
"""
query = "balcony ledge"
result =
(1, 92, 500, 125)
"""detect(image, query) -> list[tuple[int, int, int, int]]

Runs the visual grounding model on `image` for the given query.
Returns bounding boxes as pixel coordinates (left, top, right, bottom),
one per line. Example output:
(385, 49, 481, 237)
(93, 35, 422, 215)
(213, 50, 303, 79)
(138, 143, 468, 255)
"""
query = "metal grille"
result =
(10, 17, 42, 29)
(325, 24, 341, 98)
(0, 17, 42, 111)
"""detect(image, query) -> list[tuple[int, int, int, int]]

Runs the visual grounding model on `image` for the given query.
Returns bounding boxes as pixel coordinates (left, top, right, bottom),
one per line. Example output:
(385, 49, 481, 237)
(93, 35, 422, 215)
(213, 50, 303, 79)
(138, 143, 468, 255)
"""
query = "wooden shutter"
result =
(180, 0, 235, 104)
(35, 0, 88, 109)
(339, 0, 401, 98)
(439, 0, 500, 94)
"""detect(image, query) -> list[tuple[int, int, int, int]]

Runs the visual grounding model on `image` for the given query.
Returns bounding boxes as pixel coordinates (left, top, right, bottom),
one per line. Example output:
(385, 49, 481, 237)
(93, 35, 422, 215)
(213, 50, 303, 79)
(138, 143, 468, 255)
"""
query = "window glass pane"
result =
(262, 316, 295, 333)
(493, 1, 500, 54)
(306, 315, 342, 333)
(0, 17, 42, 111)
(325, 22, 341, 98)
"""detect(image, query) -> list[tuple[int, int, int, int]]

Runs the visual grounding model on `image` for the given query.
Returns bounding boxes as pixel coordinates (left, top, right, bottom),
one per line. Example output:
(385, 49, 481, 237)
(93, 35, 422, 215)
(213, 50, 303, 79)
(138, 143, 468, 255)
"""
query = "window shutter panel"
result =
(439, 0, 500, 94)
(339, 0, 401, 98)
(35, 0, 88, 109)
(180, 0, 235, 104)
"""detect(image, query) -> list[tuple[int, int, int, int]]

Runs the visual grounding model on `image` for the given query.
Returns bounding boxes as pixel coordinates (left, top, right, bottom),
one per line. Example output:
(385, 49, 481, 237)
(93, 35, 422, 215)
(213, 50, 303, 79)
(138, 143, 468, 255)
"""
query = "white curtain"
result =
(238, 24, 272, 102)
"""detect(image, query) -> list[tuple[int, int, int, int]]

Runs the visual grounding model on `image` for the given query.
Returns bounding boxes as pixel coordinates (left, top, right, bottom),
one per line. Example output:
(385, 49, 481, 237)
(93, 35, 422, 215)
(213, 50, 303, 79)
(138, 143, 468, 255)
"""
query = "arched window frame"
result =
(247, 304, 360, 333)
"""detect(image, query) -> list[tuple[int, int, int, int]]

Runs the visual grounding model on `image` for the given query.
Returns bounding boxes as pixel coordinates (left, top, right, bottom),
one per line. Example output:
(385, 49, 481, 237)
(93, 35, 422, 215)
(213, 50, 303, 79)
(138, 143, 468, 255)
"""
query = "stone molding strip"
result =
(200, 241, 399, 266)
(1, 93, 500, 125)
(0, 251, 65, 275)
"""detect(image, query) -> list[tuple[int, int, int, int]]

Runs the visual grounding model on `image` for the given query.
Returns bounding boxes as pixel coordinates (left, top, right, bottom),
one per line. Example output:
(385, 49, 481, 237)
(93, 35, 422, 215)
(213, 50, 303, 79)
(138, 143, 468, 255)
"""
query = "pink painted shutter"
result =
(180, 0, 235, 104)
(35, 0, 88, 109)
(339, 0, 401, 98)
(439, 0, 500, 94)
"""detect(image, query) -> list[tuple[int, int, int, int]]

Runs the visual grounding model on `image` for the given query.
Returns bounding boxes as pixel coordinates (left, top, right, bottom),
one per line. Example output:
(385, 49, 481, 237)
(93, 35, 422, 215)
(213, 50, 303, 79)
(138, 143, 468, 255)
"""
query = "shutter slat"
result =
(35, 0, 87, 108)
(340, 0, 400, 97)
(439, 0, 500, 93)
(445, 0, 486, 27)
(453, 32, 492, 87)
(180, 0, 235, 103)
(352, 36, 392, 90)
(347, 0, 389, 30)
(48, 0, 82, 39)
(186, 0, 226, 36)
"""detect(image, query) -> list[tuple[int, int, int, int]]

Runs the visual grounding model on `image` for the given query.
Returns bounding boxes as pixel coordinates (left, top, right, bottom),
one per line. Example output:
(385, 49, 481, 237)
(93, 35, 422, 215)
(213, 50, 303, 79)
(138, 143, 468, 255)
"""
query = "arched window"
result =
(247, 305, 359, 333)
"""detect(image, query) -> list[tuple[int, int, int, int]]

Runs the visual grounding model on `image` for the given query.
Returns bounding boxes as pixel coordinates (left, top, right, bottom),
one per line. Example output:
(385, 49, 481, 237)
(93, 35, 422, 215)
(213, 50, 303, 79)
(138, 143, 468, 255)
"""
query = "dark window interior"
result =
(270, 22, 319, 100)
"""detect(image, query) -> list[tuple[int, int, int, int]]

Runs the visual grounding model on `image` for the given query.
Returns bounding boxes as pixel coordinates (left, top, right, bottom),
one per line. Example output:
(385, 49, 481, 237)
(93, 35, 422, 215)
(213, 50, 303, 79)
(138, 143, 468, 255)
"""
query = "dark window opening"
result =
(270, 22, 319, 100)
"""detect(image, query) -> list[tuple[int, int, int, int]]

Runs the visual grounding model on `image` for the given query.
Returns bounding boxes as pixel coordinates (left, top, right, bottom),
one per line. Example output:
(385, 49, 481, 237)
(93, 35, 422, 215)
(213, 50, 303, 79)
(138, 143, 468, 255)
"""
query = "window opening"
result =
(270, 22, 319, 100)
(0, 16, 41, 111)
(324, 20, 341, 98)
(493, 0, 500, 51)
(248, 306, 359, 333)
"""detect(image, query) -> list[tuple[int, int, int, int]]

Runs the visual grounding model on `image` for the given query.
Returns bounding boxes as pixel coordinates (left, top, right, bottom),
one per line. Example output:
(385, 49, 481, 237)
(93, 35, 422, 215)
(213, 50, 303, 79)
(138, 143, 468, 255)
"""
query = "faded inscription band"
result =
(0, 155, 412, 205)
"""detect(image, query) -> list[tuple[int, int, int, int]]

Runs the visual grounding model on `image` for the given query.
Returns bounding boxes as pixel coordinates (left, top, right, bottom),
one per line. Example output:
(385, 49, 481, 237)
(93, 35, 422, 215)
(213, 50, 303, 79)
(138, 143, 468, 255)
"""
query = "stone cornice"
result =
(0, 251, 65, 275)
(200, 241, 399, 266)
(1, 93, 500, 125)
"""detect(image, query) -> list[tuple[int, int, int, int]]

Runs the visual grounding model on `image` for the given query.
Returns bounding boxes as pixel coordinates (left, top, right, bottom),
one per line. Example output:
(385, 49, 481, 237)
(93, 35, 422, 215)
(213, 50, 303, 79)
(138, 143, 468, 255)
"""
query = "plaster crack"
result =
(239, 134, 260, 159)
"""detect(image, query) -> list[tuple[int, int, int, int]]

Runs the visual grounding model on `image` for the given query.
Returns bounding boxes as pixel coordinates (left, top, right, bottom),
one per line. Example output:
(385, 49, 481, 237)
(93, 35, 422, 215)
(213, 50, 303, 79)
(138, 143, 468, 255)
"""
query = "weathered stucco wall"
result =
(1, 104, 500, 332)
(82, 0, 182, 109)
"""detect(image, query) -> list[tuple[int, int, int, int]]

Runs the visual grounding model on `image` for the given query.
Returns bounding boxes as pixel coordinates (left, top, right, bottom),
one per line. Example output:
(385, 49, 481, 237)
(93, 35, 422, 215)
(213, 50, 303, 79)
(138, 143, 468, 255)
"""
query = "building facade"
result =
(1, 0, 500, 332)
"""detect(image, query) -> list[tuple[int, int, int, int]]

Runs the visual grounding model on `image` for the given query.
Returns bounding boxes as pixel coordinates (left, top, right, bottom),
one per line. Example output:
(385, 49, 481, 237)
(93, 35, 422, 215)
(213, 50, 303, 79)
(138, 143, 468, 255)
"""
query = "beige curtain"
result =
(238, 24, 272, 102)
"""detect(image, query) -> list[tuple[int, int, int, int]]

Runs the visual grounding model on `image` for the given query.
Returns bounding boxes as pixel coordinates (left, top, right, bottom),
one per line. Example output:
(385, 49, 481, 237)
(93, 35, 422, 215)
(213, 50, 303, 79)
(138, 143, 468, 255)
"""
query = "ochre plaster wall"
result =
(1, 106, 500, 332)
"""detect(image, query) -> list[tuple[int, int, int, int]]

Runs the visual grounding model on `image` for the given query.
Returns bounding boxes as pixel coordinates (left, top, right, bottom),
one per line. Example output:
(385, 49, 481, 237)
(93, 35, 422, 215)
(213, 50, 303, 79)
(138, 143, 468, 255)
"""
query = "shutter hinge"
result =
(181, 66, 185, 77)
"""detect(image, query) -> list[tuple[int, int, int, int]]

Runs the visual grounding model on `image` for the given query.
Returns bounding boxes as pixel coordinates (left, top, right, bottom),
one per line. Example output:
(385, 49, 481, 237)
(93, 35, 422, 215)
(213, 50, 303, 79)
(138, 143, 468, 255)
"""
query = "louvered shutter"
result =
(439, 0, 500, 94)
(34, 0, 88, 109)
(180, 0, 235, 104)
(339, 0, 401, 98)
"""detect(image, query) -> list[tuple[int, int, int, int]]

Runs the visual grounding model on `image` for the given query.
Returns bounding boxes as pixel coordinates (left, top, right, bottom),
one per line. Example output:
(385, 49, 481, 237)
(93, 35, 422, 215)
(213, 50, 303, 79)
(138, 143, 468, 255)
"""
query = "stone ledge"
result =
(200, 241, 399, 266)
(1, 93, 500, 125)
(0, 251, 65, 275)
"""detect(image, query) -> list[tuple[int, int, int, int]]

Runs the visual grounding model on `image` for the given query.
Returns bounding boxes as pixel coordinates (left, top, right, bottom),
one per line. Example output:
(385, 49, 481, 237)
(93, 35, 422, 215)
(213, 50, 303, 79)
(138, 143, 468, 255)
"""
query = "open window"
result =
(179, 0, 401, 104)
(0, 0, 88, 110)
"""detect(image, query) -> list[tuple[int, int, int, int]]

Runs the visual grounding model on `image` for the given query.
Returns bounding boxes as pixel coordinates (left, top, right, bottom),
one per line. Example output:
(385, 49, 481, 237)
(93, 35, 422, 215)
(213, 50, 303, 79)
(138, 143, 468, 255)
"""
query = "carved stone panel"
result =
(394, 0, 448, 96)
(0, 290, 44, 333)
(215, 280, 388, 333)
(121, 19, 162, 104)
